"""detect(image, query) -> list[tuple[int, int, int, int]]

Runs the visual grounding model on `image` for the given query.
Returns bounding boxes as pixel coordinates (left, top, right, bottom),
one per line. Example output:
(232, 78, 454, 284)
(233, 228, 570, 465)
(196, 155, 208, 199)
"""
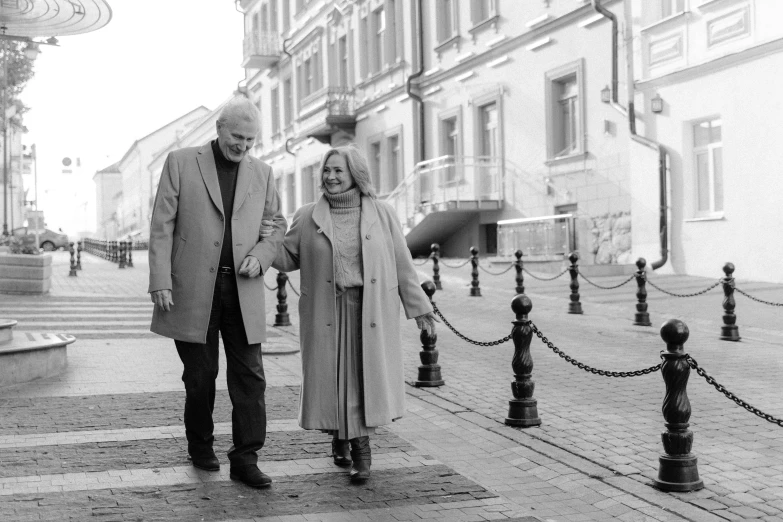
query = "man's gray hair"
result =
(217, 96, 259, 126)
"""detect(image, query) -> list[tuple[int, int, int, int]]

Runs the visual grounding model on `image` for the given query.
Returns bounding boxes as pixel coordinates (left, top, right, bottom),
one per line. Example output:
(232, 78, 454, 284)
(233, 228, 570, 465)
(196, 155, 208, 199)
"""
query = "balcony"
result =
(297, 87, 356, 144)
(242, 32, 281, 69)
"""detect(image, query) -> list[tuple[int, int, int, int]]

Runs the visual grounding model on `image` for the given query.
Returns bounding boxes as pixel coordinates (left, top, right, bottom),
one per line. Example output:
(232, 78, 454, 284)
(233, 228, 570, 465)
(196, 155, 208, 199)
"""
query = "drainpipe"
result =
(406, 0, 425, 164)
(283, 36, 296, 157)
(592, 0, 668, 270)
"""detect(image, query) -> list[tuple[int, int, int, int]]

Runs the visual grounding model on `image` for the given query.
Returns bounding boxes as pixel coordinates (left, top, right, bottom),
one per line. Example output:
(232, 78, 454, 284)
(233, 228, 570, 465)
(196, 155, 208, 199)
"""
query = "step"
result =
(0, 330, 75, 388)
(0, 319, 16, 344)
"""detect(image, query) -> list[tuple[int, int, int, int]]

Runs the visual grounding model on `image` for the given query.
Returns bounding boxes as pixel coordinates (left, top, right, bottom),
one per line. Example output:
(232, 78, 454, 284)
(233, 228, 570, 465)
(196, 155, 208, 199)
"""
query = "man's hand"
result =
(414, 312, 440, 336)
(259, 219, 275, 239)
(150, 289, 174, 311)
(238, 255, 261, 278)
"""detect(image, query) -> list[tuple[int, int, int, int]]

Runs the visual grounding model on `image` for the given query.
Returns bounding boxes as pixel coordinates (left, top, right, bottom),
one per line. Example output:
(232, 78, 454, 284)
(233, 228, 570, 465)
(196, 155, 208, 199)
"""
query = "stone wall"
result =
(588, 211, 632, 265)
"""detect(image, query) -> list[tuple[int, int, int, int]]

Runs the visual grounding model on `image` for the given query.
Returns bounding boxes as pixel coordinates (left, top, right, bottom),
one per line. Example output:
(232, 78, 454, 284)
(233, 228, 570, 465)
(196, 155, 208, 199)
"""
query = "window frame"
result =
(282, 77, 293, 129)
(470, 0, 498, 28)
(436, 0, 459, 44)
(270, 85, 281, 137)
(545, 59, 586, 163)
(438, 106, 464, 187)
(692, 116, 724, 217)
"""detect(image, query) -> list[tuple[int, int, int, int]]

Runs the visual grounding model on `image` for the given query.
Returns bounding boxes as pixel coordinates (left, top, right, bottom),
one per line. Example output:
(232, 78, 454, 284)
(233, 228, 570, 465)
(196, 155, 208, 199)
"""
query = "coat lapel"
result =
(232, 156, 253, 214)
(312, 195, 334, 245)
(196, 143, 224, 216)
(360, 195, 379, 237)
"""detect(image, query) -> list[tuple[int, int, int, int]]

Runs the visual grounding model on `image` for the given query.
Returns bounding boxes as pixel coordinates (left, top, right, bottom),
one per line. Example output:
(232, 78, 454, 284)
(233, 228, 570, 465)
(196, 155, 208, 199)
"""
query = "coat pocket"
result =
(171, 237, 186, 272)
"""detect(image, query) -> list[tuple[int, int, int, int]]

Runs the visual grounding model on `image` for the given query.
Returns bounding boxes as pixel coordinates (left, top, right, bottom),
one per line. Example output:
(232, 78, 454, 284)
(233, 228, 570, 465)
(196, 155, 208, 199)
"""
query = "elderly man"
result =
(148, 96, 286, 488)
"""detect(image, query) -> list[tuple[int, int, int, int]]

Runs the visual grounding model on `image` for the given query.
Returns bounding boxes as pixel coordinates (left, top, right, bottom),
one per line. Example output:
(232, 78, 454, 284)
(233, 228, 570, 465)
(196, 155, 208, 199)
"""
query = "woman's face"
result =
(322, 154, 356, 194)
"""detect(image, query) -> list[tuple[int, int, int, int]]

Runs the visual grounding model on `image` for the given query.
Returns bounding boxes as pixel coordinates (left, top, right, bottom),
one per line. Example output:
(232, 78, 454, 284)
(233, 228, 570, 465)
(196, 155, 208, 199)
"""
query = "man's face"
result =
(216, 117, 259, 162)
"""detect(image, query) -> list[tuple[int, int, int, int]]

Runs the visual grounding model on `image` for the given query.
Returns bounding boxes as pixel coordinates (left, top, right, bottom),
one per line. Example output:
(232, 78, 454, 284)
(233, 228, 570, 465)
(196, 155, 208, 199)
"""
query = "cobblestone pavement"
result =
(0, 251, 782, 520)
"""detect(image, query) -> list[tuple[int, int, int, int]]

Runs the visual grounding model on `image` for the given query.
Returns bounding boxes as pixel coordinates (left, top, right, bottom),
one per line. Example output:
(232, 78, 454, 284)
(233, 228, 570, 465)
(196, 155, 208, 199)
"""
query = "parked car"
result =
(11, 227, 69, 251)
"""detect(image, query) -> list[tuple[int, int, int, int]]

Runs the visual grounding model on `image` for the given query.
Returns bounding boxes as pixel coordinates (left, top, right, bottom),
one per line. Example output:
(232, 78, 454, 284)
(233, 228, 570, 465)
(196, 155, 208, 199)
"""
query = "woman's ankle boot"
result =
(349, 436, 371, 482)
(332, 438, 351, 467)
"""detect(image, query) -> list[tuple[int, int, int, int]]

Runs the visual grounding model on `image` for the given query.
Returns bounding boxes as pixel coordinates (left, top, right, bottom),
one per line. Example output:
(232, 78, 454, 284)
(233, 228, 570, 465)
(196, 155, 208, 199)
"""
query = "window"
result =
(437, 0, 457, 43)
(269, 0, 278, 32)
(283, 78, 293, 127)
(373, 7, 385, 73)
(441, 116, 460, 184)
(387, 134, 401, 192)
(370, 141, 382, 191)
(471, 0, 496, 25)
(545, 60, 585, 160)
(338, 36, 349, 87)
(282, 0, 290, 32)
(661, 0, 684, 19)
(304, 58, 312, 97)
(360, 16, 369, 78)
(301, 164, 318, 204)
(388, 0, 399, 62)
(260, 4, 268, 31)
(285, 172, 296, 214)
(271, 86, 280, 135)
(694, 118, 723, 215)
(312, 49, 321, 91)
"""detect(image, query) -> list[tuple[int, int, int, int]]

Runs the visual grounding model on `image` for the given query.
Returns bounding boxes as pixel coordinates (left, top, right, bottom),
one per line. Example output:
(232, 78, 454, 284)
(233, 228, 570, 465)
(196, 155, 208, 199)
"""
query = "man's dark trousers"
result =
(174, 270, 266, 467)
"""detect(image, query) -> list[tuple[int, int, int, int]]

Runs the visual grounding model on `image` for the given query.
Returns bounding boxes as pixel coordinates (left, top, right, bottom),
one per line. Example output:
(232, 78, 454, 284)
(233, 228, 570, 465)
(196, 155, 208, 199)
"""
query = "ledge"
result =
(544, 151, 589, 167)
(684, 214, 726, 222)
(641, 11, 691, 33)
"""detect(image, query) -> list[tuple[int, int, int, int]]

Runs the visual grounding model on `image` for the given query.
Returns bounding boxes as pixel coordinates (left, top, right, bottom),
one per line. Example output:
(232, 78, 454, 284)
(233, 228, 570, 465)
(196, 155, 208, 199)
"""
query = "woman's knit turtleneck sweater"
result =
(323, 187, 363, 291)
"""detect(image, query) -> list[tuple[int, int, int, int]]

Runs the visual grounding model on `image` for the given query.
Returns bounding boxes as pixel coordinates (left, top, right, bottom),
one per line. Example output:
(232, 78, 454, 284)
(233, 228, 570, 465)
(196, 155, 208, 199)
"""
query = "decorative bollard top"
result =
(723, 262, 735, 277)
(431, 243, 440, 254)
(514, 250, 523, 261)
(511, 294, 532, 320)
(636, 257, 647, 271)
(660, 319, 689, 350)
(470, 246, 479, 257)
(421, 280, 436, 300)
(568, 252, 579, 264)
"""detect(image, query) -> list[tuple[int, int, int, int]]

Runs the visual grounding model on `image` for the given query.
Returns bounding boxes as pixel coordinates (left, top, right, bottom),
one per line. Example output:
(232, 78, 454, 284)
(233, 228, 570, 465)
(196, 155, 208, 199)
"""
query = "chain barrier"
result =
(431, 302, 512, 346)
(478, 264, 515, 276)
(264, 282, 278, 291)
(531, 323, 662, 377)
(287, 279, 301, 297)
(438, 258, 472, 269)
(687, 356, 783, 427)
(412, 258, 430, 266)
(522, 267, 569, 281)
(646, 279, 721, 298)
(578, 271, 635, 290)
(734, 287, 783, 307)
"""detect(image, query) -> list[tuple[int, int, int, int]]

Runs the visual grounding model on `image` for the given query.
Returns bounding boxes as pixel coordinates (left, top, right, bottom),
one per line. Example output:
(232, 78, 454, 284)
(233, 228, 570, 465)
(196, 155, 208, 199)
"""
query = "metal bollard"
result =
(653, 319, 703, 492)
(76, 240, 83, 270)
(567, 252, 583, 314)
(415, 281, 444, 387)
(469, 246, 481, 297)
(431, 243, 442, 290)
(514, 250, 524, 294)
(274, 271, 291, 327)
(127, 242, 134, 268)
(68, 242, 77, 277)
(720, 263, 740, 341)
(118, 241, 126, 269)
(633, 258, 651, 326)
(505, 294, 540, 427)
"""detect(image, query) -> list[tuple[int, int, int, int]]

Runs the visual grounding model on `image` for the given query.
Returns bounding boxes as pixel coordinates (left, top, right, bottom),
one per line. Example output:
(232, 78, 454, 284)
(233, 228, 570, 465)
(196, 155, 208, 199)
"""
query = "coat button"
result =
(327, 279, 332, 283)
(317, 228, 323, 233)
(209, 267, 215, 273)
(327, 323, 331, 327)
(219, 215, 224, 221)
(366, 234, 371, 239)
(371, 322, 377, 327)
(214, 241, 220, 247)
(371, 278, 377, 283)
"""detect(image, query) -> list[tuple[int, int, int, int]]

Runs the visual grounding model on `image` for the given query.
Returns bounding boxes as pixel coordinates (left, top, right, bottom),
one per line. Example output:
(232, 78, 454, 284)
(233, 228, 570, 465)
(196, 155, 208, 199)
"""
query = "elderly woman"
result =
(272, 145, 436, 482)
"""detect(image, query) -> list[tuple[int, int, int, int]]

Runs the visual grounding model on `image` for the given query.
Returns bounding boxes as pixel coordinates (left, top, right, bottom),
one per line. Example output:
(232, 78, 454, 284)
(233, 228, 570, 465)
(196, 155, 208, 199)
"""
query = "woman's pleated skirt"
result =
(324, 286, 375, 440)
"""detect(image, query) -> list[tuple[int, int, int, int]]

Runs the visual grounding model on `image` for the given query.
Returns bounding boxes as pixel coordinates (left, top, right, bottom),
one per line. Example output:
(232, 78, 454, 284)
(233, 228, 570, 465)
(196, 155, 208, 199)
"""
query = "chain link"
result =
(438, 258, 472, 269)
(522, 267, 569, 281)
(578, 271, 635, 290)
(478, 264, 515, 276)
(264, 282, 278, 291)
(531, 323, 662, 377)
(412, 258, 430, 266)
(287, 279, 301, 297)
(646, 279, 721, 298)
(431, 302, 512, 346)
(734, 287, 783, 307)
(687, 356, 783, 427)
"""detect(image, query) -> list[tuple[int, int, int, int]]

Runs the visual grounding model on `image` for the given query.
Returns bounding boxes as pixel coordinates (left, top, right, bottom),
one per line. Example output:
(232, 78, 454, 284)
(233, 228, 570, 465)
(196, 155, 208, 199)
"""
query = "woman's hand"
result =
(414, 312, 440, 336)
(259, 219, 275, 239)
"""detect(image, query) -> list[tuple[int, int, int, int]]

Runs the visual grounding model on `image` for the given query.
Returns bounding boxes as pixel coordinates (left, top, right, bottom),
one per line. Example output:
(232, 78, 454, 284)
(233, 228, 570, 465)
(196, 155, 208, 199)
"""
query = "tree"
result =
(1, 40, 36, 102)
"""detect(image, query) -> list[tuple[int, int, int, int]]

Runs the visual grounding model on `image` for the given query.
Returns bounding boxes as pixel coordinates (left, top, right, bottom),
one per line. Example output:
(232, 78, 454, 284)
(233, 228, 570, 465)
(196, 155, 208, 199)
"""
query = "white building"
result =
(93, 162, 122, 239)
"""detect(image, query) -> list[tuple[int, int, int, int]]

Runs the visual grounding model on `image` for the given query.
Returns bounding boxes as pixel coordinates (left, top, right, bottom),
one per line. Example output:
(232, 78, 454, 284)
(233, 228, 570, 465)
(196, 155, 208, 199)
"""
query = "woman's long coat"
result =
(273, 194, 432, 429)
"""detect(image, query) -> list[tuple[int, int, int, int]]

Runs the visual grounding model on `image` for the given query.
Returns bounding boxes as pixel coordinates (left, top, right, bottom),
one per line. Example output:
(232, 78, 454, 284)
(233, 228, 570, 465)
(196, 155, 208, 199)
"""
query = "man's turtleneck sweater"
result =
(211, 140, 239, 269)
(323, 187, 363, 291)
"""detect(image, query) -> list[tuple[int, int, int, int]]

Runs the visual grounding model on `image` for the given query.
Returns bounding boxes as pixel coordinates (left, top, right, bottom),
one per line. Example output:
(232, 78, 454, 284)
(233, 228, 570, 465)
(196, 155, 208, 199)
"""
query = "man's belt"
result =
(218, 266, 234, 274)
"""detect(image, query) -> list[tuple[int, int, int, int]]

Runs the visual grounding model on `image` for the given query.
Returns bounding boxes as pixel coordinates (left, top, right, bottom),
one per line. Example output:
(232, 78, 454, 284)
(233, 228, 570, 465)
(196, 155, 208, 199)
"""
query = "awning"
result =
(0, 0, 112, 38)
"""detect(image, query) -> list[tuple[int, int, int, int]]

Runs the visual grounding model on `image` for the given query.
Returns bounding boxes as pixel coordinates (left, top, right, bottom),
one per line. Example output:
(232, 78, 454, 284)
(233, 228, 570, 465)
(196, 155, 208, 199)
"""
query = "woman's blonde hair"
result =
(319, 145, 377, 198)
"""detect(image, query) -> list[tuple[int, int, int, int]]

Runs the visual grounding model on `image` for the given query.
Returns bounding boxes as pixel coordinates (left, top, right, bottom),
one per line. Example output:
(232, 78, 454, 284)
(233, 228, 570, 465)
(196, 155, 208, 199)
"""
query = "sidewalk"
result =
(0, 251, 781, 520)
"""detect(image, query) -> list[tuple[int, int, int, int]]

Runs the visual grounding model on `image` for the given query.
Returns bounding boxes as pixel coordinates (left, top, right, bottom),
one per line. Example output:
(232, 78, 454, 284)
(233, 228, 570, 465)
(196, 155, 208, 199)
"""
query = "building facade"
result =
(93, 162, 122, 240)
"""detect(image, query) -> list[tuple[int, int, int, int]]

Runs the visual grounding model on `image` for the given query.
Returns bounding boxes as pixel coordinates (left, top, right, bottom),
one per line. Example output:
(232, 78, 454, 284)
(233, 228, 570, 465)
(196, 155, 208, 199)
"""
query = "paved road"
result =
(0, 250, 781, 521)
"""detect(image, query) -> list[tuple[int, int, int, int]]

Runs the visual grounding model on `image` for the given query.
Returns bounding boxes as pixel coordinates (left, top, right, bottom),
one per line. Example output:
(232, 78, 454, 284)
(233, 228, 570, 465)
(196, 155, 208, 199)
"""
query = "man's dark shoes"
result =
(230, 464, 273, 488)
(332, 438, 352, 467)
(349, 436, 371, 482)
(190, 453, 220, 471)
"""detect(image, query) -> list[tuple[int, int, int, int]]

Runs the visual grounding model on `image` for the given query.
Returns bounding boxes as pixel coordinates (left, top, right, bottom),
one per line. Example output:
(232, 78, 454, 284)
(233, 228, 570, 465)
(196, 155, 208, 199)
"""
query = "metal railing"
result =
(497, 214, 576, 259)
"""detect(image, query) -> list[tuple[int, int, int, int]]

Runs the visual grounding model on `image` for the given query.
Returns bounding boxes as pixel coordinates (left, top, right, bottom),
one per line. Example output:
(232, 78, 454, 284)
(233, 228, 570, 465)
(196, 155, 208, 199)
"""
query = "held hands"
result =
(415, 312, 440, 336)
(238, 255, 262, 278)
(259, 219, 275, 239)
(150, 289, 174, 311)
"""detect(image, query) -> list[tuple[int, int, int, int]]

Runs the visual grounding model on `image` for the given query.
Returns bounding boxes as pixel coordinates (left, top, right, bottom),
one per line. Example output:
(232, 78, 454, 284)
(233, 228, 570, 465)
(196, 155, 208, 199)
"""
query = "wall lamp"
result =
(651, 93, 664, 113)
(600, 85, 611, 104)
